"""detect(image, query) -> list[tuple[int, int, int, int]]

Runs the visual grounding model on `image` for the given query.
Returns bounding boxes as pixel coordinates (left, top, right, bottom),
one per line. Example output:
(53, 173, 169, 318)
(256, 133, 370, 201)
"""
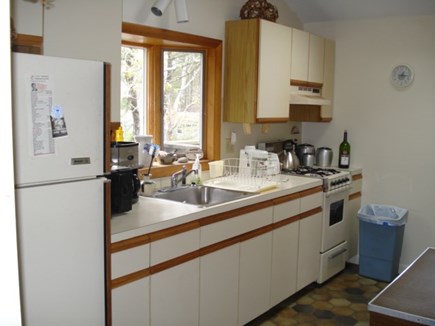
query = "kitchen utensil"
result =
(134, 135, 153, 168)
(282, 145, 300, 171)
(144, 144, 158, 176)
(296, 143, 315, 162)
(302, 153, 316, 167)
(316, 147, 333, 167)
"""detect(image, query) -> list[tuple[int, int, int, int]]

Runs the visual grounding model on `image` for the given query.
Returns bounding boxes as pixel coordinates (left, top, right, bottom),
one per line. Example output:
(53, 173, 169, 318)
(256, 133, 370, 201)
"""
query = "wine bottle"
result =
(339, 130, 351, 168)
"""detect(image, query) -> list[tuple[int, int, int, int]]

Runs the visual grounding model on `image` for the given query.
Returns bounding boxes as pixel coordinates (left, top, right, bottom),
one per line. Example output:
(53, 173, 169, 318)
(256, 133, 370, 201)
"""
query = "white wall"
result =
(123, 0, 304, 158)
(2, 1, 22, 324)
(11, 0, 123, 121)
(43, 0, 122, 121)
(303, 15, 435, 267)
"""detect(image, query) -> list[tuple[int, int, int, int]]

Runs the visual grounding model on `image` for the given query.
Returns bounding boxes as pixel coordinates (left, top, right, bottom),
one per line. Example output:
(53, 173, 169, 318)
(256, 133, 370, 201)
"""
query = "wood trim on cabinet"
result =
(299, 186, 323, 197)
(299, 206, 322, 220)
(148, 220, 200, 242)
(12, 33, 43, 54)
(104, 63, 112, 174)
(272, 192, 300, 205)
(199, 200, 273, 226)
(273, 215, 300, 229)
(150, 250, 200, 275)
(199, 236, 241, 257)
(352, 173, 363, 181)
(104, 181, 112, 326)
(290, 104, 332, 122)
(112, 268, 151, 289)
(349, 192, 362, 201)
(256, 117, 289, 123)
(290, 79, 323, 89)
(111, 235, 151, 253)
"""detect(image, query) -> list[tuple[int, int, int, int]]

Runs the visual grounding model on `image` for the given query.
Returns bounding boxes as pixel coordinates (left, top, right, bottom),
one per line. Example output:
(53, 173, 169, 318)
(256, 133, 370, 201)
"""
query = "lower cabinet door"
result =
(112, 277, 150, 326)
(150, 259, 200, 326)
(200, 244, 239, 326)
(297, 212, 322, 290)
(238, 233, 273, 325)
(270, 221, 299, 306)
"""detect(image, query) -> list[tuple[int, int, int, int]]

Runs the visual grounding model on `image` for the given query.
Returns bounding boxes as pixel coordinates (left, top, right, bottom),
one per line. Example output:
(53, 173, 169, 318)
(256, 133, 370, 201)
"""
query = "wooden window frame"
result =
(122, 22, 222, 178)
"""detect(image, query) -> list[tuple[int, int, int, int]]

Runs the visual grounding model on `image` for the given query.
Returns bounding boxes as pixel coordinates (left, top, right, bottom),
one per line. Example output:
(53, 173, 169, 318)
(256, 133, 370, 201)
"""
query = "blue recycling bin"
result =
(358, 204, 408, 282)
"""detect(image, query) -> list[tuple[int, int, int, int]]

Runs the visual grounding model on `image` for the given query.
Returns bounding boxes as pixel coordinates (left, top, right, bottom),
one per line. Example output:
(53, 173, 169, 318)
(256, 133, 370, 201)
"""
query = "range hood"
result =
(290, 85, 331, 106)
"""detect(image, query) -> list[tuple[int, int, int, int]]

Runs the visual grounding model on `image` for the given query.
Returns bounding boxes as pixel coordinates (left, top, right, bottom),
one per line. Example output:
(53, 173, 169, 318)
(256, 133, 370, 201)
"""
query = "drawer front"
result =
(151, 229, 200, 265)
(350, 178, 362, 194)
(112, 244, 150, 279)
(318, 241, 348, 284)
(200, 207, 273, 247)
(300, 191, 323, 212)
(273, 199, 299, 223)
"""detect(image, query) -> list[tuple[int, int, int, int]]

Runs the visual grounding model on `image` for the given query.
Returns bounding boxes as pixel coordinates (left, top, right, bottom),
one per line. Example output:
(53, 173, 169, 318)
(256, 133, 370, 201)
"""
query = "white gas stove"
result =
(282, 166, 352, 194)
(283, 166, 352, 283)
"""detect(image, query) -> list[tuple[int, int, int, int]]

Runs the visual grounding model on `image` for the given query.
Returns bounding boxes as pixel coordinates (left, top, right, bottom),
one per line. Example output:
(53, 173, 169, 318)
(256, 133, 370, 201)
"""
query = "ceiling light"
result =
(174, 0, 189, 23)
(151, 0, 172, 16)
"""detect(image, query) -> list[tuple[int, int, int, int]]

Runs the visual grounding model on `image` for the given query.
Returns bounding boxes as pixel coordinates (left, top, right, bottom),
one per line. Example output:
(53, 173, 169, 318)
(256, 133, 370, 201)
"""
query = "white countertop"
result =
(111, 175, 322, 243)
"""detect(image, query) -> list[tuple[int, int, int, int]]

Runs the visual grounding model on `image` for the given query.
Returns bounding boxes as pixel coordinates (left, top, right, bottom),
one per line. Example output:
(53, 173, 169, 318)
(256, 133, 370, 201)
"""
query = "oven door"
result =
(318, 241, 348, 283)
(321, 189, 349, 253)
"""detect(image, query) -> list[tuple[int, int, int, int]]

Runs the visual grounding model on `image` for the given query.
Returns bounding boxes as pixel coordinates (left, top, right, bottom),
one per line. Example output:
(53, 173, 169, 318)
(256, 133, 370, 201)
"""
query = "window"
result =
(121, 23, 222, 177)
(120, 46, 146, 140)
(162, 50, 204, 150)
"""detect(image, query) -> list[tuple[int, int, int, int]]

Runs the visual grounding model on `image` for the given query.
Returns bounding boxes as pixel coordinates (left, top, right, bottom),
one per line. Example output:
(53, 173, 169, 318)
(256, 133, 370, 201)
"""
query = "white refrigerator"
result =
(12, 53, 108, 325)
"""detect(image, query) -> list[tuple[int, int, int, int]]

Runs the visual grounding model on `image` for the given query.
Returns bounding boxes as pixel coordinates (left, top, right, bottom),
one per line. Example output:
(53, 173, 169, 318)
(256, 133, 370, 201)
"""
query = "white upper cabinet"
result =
(308, 34, 325, 84)
(224, 19, 292, 123)
(291, 29, 310, 82)
(291, 29, 325, 85)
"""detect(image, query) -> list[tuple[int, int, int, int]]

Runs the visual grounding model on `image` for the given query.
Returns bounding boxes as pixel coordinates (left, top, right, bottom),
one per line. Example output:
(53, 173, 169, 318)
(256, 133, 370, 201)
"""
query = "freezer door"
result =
(16, 178, 105, 326)
(12, 53, 104, 186)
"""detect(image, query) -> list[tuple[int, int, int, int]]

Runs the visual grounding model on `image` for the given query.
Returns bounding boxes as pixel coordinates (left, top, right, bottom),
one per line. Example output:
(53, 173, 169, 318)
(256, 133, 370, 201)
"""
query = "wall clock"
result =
(391, 64, 414, 88)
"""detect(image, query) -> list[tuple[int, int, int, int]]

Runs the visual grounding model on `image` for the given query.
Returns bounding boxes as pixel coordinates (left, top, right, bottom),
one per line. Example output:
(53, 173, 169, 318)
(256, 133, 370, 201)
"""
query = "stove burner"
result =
(284, 166, 341, 177)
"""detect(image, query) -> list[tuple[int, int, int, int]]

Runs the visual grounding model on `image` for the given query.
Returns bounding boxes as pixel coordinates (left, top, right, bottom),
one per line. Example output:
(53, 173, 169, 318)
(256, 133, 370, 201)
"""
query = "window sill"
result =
(138, 160, 210, 179)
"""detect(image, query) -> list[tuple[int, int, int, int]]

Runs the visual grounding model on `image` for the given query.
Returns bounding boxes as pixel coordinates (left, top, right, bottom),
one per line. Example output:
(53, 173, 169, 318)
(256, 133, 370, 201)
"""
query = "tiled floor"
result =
(247, 264, 388, 326)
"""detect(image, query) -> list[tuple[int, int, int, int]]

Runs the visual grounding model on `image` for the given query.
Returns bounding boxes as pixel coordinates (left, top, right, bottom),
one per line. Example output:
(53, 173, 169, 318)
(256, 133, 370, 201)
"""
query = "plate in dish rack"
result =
(203, 177, 278, 193)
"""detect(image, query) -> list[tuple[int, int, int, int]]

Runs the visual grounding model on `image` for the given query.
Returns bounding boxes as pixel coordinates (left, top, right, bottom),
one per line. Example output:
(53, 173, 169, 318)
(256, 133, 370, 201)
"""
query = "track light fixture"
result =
(151, 0, 189, 23)
(174, 0, 189, 23)
(151, 0, 172, 16)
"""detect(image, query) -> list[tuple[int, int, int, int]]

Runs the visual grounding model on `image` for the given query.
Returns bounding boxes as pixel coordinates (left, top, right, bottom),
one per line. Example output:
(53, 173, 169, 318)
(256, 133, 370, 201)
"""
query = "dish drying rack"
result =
(204, 157, 281, 193)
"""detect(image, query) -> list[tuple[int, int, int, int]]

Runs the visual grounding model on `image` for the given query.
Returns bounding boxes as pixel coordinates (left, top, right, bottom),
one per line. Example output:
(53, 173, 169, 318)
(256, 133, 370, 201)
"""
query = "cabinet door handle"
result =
(329, 248, 347, 260)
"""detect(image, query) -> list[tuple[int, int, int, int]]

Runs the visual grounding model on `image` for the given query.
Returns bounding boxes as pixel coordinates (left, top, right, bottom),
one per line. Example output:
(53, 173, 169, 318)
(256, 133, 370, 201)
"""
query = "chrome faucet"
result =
(171, 165, 198, 187)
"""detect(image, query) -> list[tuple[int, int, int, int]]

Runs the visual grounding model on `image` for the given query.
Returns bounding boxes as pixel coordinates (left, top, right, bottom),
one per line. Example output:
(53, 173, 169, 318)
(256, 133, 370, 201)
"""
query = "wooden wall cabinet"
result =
(223, 18, 292, 123)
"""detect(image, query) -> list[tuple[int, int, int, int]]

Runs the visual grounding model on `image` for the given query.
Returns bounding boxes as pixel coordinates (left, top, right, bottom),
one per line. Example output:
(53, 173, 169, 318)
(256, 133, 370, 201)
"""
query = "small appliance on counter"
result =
(295, 143, 316, 164)
(108, 167, 140, 214)
(111, 141, 139, 168)
(316, 147, 333, 167)
(111, 141, 141, 211)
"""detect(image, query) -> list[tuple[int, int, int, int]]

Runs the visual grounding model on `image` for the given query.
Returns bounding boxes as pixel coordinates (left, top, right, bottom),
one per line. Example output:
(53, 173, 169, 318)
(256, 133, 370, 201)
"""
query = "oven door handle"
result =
(328, 248, 347, 260)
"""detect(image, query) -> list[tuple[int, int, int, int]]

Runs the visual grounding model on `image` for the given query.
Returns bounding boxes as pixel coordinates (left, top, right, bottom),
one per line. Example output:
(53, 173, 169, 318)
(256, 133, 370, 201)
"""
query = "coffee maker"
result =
(109, 141, 140, 214)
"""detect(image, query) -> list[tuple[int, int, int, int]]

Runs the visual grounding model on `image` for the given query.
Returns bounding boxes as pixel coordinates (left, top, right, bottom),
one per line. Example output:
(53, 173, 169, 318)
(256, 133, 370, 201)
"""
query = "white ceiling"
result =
(283, 0, 435, 23)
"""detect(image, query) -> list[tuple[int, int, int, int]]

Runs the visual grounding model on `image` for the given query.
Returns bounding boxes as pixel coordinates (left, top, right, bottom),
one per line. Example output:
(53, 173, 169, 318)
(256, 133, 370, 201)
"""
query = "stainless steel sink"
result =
(150, 185, 254, 207)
